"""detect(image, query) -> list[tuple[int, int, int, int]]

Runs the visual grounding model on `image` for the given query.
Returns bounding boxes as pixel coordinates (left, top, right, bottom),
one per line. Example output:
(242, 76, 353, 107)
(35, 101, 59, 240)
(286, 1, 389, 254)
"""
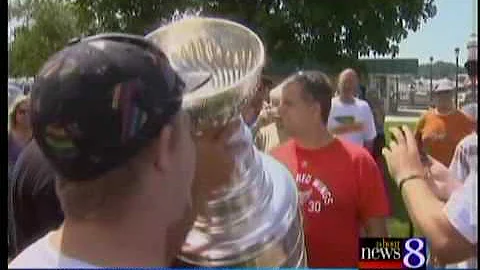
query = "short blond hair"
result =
(8, 95, 30, 132)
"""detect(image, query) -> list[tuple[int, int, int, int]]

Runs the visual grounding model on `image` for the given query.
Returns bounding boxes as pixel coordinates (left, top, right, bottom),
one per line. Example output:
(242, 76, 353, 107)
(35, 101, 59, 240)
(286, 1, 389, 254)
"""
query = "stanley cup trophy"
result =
(147, 17, 307, 267)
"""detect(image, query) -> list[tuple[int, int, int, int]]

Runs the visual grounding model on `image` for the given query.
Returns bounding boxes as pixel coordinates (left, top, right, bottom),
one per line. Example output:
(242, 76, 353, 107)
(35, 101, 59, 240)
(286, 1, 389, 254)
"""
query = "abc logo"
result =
(403, 238, 426, 269)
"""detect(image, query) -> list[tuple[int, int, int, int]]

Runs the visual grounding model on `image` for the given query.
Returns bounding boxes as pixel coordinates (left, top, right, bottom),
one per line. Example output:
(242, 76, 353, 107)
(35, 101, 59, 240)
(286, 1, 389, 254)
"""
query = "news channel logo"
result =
(359, 237, 427, 269)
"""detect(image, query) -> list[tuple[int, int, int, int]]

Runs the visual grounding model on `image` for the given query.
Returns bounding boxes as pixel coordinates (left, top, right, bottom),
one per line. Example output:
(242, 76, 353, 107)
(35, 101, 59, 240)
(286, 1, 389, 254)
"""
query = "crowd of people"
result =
(249, 67, 477, 268)
(7, 27, 477, 269)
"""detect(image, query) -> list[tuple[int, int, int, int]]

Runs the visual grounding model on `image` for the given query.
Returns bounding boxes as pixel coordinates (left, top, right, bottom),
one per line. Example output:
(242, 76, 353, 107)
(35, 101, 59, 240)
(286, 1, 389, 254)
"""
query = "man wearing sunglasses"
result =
(9, 34, 236, 268)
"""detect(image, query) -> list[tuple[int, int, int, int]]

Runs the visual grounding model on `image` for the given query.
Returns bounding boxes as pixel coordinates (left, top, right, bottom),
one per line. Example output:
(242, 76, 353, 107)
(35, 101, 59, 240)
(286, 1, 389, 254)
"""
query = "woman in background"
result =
(8, 95, 32, 171)
(8, 95, 32, 260)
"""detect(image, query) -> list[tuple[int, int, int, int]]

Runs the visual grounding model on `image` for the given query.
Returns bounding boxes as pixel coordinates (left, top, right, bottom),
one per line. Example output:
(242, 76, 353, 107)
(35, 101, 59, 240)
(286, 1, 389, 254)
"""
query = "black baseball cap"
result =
(31, 33, 210, 181)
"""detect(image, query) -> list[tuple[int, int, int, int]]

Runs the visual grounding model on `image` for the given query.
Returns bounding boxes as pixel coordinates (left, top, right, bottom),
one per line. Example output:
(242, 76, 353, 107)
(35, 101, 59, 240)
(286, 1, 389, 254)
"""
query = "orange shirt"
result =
(415, 109, 475, 166)
(271, 138, 390, 268)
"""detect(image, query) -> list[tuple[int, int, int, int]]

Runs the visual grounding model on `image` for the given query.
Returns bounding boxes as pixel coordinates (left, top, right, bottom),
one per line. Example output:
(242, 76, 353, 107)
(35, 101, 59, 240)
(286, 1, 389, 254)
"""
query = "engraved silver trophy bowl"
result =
(147, 17, 307, 267)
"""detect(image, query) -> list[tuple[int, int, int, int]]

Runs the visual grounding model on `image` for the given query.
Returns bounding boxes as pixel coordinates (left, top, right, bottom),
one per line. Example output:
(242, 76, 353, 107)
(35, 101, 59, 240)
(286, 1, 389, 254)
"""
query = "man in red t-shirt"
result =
(271, 71, 390, 268)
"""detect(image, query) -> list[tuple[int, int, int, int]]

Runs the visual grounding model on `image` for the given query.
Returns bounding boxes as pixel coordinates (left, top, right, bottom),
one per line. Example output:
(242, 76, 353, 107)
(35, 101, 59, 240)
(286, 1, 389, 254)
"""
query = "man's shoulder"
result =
(444, 172, 478, 244)
(417, 109, 435, 123)
(355, 97, 370, 106)
(458, 132, 478, 148)
(9, 234, 52, 268)
(336, 138, 375, 162)
(337, 138, 369, 153)
(269, 139, 297, 174)
(421, 108, 435, 117)
(462, 102, 477, 111)
(9, 232, 95, 269)
(270, 139, 294, 158)
(462, 103, 478, 121)
(355, 98, 374, 112)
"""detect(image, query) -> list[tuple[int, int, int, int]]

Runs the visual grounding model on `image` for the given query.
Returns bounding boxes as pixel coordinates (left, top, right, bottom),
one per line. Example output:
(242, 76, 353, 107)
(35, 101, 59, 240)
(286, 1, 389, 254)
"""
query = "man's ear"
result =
(153, 125, 174, 172)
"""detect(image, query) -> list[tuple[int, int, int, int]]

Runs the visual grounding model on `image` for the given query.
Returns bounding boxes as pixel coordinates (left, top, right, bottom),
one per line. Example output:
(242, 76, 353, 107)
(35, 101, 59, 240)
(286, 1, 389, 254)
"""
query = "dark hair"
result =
(284, 70, 333, 124)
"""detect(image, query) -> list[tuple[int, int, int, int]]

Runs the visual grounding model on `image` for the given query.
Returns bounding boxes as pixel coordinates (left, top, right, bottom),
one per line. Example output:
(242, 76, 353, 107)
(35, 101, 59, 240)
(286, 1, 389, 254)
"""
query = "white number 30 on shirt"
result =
(307, 200, 322, 213)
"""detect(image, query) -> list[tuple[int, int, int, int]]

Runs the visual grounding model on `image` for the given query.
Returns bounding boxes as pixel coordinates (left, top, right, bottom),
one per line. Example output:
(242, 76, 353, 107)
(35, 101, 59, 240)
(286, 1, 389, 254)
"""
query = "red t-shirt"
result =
(271, 138, 390, 268)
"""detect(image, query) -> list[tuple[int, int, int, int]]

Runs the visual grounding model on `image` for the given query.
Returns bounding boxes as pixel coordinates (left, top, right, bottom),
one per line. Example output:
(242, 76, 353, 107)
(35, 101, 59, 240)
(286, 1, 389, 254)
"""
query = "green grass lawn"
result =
(383, 118, 421, 237)
(384, 120, 418, 147)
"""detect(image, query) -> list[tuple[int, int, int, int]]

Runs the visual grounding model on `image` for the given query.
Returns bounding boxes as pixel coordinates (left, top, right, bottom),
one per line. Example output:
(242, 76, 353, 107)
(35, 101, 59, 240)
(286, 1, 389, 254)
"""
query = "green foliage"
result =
(418, 61, 467, 79)
(70, 0, 437, 73)
(9, 0, 438, 76)
(9, 0, 84, 76)
(71, 0, 196, 35)
(196, 0, 437, 70)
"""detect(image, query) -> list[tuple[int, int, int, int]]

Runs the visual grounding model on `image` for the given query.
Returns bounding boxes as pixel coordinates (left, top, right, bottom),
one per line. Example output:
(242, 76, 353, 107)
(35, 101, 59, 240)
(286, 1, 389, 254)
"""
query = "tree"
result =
(8, 0, 84, 76)
(198, 0, 438, 73)
(71, 0, 198, 36)
(71, 0, 437, 74)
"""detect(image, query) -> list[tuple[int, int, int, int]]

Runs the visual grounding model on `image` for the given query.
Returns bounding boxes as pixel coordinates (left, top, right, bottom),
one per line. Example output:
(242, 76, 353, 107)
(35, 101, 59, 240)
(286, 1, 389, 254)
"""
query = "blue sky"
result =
(396, 0, 477, 64)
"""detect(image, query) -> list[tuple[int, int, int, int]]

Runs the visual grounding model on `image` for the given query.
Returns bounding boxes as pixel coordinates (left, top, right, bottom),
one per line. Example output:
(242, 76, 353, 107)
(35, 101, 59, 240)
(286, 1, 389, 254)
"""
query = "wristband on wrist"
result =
(398, 174, 422, 192)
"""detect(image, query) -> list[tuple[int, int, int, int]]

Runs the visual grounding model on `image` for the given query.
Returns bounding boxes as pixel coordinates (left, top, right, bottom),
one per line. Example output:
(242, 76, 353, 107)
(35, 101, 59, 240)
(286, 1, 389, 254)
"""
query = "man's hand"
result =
(424, 157, 463, 201)
(382, 128, 476, 264)
(383, 125, 462, 200)
(382, 126, 424, 186)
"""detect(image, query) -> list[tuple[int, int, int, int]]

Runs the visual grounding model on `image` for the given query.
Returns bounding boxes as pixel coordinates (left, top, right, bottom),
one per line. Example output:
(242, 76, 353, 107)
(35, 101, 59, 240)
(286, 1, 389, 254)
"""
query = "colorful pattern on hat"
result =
(31, 35, 184, 181)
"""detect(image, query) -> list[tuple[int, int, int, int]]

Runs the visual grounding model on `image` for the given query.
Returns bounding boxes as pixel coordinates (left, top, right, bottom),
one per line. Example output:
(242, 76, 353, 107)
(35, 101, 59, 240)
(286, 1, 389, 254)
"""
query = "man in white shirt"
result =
(327, 68, 377, 152)
(444, 171, 478, 269)
(445, 131, 477, 269)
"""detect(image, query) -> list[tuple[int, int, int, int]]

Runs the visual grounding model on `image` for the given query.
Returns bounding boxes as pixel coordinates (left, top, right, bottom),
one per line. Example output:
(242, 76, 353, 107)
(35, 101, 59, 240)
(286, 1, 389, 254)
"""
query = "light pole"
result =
(455, 47, 460, 108)
(430, 56, 434, 103)
(395, 75, 399, 112)
(466, 33, 477, 102)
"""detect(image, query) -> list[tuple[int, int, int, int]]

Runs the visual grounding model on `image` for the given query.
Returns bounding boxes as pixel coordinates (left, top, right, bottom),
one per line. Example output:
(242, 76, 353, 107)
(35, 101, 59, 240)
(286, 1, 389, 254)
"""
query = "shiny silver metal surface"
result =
(146, 17, 306, 267)
(147, 17, 263, 131)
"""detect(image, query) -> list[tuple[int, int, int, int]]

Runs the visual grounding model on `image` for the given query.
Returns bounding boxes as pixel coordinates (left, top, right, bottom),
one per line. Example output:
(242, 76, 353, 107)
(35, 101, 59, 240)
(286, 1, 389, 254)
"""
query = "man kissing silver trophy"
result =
(147, 17, 307, 267)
